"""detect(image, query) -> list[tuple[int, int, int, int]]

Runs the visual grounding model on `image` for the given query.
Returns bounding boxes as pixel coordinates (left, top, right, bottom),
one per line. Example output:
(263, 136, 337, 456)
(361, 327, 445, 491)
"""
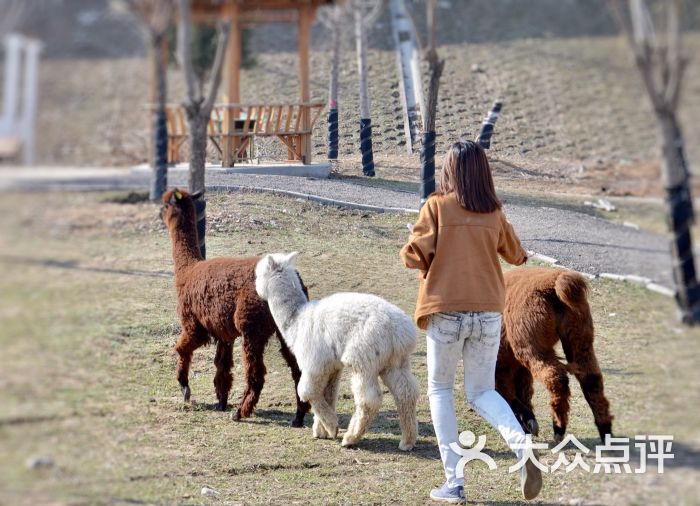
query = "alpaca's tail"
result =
(554, 271, 589, 314)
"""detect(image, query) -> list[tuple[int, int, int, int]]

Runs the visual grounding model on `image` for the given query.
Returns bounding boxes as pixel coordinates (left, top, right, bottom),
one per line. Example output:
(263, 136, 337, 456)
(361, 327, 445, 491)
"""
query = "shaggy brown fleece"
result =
(160, 188, 310, 426)
(496, 267, 613, 443)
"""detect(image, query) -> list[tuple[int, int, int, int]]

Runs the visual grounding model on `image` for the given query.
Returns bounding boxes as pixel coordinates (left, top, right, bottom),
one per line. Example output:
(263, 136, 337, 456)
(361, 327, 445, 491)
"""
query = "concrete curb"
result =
(131, 162, 332, 179)
(207, 184, 419, 214)
(524, 251, 675, 298)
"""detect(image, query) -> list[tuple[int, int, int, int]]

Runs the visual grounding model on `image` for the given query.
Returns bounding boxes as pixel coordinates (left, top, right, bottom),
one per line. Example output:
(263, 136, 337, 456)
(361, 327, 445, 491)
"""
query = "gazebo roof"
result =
(191, 0, 342, 23)
(193, 0, 338, 7)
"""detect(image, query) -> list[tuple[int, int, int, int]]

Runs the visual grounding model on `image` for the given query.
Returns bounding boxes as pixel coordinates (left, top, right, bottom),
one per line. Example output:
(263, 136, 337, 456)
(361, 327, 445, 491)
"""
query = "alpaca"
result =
(495, 267, 613, 443)
(160, 189, 310, 426)
(255, 252, 420, 450)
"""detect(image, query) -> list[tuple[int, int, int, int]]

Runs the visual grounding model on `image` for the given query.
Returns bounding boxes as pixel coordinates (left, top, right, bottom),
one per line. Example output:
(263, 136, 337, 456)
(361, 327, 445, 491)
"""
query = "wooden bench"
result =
(161, 102, 324, 165)
(163, 105, 225, 164)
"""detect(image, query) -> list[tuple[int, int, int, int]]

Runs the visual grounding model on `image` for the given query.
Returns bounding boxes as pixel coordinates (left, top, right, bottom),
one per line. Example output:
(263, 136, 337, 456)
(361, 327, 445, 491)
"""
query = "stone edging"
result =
(524, 249, 675, 298)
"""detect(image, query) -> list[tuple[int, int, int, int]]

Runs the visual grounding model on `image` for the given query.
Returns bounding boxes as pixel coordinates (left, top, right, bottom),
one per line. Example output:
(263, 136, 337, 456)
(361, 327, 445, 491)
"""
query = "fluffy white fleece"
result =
(255, 252, 419, 450)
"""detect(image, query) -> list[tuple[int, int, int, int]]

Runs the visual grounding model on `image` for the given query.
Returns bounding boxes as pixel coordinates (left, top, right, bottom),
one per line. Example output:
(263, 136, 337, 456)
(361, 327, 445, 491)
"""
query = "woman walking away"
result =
(401, 140, 542, 503)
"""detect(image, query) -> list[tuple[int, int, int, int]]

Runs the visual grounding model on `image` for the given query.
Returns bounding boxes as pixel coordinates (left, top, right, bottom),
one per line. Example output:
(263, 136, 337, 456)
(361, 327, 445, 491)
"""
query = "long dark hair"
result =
(438, 140, 502, 213)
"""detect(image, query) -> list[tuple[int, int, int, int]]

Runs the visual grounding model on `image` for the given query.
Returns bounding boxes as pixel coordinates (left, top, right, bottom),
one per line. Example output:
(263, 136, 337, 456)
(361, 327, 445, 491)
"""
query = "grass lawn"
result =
(0, 190, 698, 506)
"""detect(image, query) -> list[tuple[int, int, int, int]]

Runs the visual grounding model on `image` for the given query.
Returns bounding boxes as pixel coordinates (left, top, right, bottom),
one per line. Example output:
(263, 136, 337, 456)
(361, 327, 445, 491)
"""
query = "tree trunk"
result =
(355, 4, 374, 177)
(658, 111, 700, 322)
(186, 113, 208, 259)
(327, 13, 341, 160)
(419, 0, 443, 206)
(150, 33, 168, 201)
(187, 114, 208, 194)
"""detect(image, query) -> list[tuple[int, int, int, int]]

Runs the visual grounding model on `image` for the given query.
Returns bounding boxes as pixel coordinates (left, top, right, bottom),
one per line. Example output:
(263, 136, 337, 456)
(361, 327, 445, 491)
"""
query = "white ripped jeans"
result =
(427, 311, 527, 488)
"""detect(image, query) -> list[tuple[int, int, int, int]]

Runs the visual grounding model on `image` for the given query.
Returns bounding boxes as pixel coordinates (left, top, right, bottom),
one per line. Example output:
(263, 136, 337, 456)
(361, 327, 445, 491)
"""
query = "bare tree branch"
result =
(177, 0, 198, 105)
(202, 21, 231, 113)
(400, 0, 424, 52)
(129, 0, 173, 37)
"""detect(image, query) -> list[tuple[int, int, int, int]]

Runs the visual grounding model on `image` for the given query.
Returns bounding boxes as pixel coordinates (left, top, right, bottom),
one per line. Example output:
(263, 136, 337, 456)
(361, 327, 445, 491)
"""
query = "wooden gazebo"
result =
(164, 0, 341, 166)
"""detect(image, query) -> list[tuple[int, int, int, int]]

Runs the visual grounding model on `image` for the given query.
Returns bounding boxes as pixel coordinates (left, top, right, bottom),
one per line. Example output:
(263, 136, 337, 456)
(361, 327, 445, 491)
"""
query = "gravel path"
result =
(0, 167, 674, 288)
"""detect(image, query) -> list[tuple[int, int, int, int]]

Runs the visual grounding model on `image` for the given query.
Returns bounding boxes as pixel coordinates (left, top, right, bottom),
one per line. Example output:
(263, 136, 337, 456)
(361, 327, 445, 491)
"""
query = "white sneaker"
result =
(520, 450, 543, 500)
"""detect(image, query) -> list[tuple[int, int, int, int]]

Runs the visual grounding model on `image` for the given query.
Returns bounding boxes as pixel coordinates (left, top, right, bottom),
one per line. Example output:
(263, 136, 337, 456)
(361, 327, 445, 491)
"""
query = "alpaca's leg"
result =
(514, 366, 539, 436)
(298, 371, 339, 439)
(175, 323, 208, 402)
(276, 331, 311, 427)
(381, 361, 420, 451)
(496, 365, 539, 433)
(525, 354, 570, 443)
(342, 372, 382, 448)
(561, 336, 613, 442)
(213, 340, 234, 411)
(313, 369, 342, 438)
(234, 336, 268, 420)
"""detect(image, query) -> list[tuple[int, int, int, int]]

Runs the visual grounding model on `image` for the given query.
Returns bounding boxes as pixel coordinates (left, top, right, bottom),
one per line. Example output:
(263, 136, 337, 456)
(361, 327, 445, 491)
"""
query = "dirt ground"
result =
(15, 1, 700, 197)
(0, 190, 699, 505)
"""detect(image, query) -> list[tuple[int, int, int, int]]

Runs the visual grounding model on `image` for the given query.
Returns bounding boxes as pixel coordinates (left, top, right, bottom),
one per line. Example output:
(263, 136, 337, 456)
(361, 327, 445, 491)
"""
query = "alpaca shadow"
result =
(0, 254, 172, 278)
(192, 401, 230, 413)
(253, 409, 440, 459)
(342, 436, 440, 460)
(242, 409, 303, 427)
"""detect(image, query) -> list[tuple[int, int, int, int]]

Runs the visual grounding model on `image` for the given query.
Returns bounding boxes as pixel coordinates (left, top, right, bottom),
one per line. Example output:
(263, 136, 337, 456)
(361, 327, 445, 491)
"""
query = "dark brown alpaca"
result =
(160, 188, 310, 426)
(496, 267, 613, 443)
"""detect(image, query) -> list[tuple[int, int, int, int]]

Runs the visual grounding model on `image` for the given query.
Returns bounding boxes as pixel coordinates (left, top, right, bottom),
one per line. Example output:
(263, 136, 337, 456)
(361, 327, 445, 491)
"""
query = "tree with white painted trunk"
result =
(609, 0, 700, 323)
(402, 0, 444, 205)
(352, 0, 383, 177)
(318, 4, 349, 161)
(130, 0, 173, 201)
(0, 2, 41, 166)
(176, 0, 230, 258)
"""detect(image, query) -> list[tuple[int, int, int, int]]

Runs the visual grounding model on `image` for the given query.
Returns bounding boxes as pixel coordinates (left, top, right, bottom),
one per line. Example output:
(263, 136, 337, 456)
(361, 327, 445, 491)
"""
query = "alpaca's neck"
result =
(169, 219, 202, 276)
(267, 277, 308, 345)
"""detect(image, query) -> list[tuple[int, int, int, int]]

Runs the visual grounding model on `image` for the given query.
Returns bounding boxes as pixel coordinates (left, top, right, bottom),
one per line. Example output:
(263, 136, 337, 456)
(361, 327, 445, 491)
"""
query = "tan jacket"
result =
(400, 193, 527, 329)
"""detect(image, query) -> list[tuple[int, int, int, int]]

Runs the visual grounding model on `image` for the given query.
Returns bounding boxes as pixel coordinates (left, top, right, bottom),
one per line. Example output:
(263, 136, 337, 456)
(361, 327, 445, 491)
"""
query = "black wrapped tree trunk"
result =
(360, 118, 375, 177)
(420, 130, 436, 205)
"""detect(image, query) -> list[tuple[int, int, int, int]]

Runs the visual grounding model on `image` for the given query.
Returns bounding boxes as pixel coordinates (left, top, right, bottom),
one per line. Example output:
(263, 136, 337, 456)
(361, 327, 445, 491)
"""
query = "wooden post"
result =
(222, 4, 241, 167)
(298, 5, 313, 164)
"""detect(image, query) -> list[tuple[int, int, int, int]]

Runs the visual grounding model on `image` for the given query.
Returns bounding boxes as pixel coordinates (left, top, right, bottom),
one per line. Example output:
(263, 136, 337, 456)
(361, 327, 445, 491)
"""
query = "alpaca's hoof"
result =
(231, 409, 242, 421)
(526, 419, 540, 437)
(552, 422, 566, 444)
(597, 422, 613, 443)
(398, 440, 415, 451)
(289, 415, 305, 428)
(341, 433, 358, 447)
(215, 401, 228, 412)
(313, 424, 329, 439)
(181, 385, 191, 403)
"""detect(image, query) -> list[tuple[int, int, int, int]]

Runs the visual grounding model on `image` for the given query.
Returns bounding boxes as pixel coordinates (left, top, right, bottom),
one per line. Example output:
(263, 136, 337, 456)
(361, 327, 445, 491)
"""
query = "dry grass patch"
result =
(0, 190, 698, 505)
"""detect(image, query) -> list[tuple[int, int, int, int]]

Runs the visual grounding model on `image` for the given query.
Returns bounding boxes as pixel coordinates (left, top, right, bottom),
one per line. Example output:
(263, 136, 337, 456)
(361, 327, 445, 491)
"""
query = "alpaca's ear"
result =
(266, 254, 277, 271)
(285, 251, 299, 266)
(169, 191, 178, 205)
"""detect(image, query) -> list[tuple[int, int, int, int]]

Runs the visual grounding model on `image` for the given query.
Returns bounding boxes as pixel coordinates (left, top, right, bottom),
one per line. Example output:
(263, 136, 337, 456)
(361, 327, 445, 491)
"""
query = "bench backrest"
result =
(161, 103, 324, 138)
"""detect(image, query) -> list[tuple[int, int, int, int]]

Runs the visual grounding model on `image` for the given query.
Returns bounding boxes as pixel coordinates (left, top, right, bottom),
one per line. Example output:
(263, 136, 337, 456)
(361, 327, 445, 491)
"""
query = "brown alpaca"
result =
(496, 267, 613, 443)
(160, 188, 310, 426)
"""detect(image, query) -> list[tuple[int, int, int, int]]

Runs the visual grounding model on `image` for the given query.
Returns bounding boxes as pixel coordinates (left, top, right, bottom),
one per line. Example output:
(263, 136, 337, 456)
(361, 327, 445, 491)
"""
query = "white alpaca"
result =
(255, 252, 420, 450)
